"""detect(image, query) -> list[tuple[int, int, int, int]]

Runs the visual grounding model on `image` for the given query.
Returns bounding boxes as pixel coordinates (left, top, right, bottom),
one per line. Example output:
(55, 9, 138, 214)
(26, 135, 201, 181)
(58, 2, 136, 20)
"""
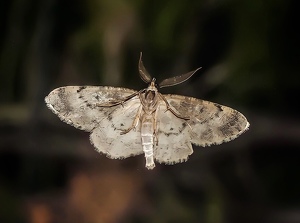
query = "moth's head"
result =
(148, 78, 159, 91)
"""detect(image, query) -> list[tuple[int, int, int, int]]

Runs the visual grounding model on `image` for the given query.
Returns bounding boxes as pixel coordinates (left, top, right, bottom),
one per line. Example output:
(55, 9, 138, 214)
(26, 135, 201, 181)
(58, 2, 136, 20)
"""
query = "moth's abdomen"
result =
(141, 115, 155, 169)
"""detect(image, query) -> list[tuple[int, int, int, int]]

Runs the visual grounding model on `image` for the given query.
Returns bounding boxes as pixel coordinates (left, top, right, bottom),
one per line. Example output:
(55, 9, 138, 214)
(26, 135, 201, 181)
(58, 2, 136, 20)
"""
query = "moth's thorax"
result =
(141, 90, 159, 114)
(139, 80, 159, 114)
(145, 90, 155, 102)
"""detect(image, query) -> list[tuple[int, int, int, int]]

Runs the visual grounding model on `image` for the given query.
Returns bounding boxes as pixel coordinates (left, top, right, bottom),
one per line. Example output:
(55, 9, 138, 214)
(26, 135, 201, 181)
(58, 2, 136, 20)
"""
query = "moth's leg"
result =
(120, 105, 142, 135)
(152, 108, 159, 146)
(96, 92, 139, 107)
(153, 108, 159, 146)
(97, 89, 145, 107)
(158, 93, 190, 120)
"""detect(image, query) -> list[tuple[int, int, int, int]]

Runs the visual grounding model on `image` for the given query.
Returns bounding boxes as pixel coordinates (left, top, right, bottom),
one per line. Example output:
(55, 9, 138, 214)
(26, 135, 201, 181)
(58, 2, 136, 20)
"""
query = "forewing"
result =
(45, 86, 137, 131)
(154, 101, 194, 164)
(164, 94, 249, 146)
(45, 86, 143, 158)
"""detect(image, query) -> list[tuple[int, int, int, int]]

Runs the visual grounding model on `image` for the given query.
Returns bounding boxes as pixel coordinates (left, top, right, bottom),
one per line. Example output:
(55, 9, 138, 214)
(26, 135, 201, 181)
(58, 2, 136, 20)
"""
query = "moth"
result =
(45, 53, 249, 170)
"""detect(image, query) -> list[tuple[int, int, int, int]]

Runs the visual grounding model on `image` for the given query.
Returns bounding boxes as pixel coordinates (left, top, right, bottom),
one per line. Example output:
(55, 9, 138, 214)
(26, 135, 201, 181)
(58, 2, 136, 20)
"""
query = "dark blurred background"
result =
(0, 0, 299, 222)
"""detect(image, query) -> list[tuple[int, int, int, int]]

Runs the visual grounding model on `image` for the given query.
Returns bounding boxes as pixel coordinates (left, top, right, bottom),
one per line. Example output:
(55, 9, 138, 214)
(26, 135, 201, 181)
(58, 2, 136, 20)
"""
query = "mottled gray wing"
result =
(154, 100, 193, 164)
(154, 94, 249, 164)
(45, 86, 137, 131)
(90, 98, 144, 159)
(45, 86, 144, 158)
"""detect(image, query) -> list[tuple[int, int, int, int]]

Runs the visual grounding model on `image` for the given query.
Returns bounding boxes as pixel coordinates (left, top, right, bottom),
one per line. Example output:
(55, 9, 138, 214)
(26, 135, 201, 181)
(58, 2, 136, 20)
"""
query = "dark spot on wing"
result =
(162, 131, 179, 137)
(229, 119, 237, 126)
(201, 128, 213, 141)
(211, 105, 224, 122)
(200, 119, 208, 124)
(214, 103, 223, 112)
(161, 122, 187, 137)
(219, 125, 232, 137)
(180, 101, 190, 108)
(86, 103, 94, 109)
(111, 123, 116, 131)
(181, 122, 187, 130)
(218, 113, 240, 137)
(235, 126, 242, 132)
(107, 113, 113, 121)
(77, 86, 86, 93)
(58, 88, 66, 101)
